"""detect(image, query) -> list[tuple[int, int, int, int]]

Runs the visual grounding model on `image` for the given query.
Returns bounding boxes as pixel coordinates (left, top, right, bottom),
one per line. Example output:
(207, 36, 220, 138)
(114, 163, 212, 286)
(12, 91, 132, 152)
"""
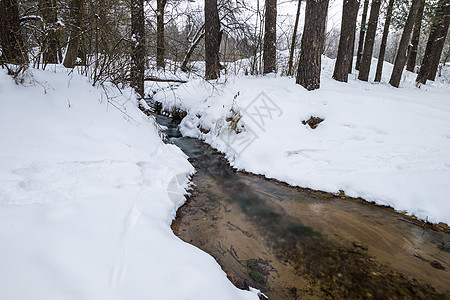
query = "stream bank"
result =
(156, 114, 450, 299)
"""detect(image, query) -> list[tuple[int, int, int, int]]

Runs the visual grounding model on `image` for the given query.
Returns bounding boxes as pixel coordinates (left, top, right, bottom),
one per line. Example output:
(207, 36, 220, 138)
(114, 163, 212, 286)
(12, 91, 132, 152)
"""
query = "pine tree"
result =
(358, 0, 382, 81)
(416, 0, 450, 84)
(296, 0, 329, 90)
(374, 0, 394, 82)
(406, 0, 425, 72)
(389, 0, 421, 87)
(333, 0, 360, 82)
(355, 0, 369, 70)
(263, 0, 277, 74)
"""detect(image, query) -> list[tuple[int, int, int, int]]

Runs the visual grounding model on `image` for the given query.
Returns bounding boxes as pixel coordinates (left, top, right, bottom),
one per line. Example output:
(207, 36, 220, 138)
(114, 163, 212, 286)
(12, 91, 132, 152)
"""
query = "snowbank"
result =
(154, 57, 450, 225)
(0, 67, 257, 300)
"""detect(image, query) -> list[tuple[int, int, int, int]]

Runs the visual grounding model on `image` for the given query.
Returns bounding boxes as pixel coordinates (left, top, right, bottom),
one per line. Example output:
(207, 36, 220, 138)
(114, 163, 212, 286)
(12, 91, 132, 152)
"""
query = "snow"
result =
(0, 67, 257, 300)
(154, 56, 450, 225)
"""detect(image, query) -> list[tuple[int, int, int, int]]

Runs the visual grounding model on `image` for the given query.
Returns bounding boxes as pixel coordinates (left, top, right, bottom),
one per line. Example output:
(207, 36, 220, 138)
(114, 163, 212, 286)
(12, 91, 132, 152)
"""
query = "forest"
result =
(1, 0, 449, 91)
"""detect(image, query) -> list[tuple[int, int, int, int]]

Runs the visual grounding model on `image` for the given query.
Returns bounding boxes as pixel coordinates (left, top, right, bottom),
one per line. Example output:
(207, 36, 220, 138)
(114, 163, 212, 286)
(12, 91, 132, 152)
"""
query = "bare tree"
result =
(40, 0, 59, 64)
(358, 0, 382, 81)
(131, 0, 145, 98)
(389, 0, 421, 88)
(406, 0, 425, 72)
(263, 0, 277, 74)
(0, 0, 28, 64)
(63, 0, 84, 68)
(288, 0, 301, 76)
(156, 0, 167, 69)
(180, 25, 205, 72)
(374, 0, 394, 82)
(333, 0, 360, 82)
(204, 0, 220, 79)
(355, 0, 369, 70)
(416, 0, 449, 84)
(296, 0, 329, 90)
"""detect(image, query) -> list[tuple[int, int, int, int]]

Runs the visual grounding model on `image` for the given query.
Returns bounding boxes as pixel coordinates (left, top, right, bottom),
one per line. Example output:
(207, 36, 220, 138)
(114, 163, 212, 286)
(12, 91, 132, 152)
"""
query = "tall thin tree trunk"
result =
(63, 0, 83, 68)
(204, 0, 220, 79)
(130, 0, 145, 98)
(0, 0, 27, 64)
(263, 0, 277, 74)
(288, 0, 301, 76)
(355, 0, 369, 70)
(389, 0, 421, 87)
(406, 0, 425, 72)
(40, 0, 59, 64)
(374, 0, 394, 82)
(156, 0, 166, 69)
(332, 0, 360, 82)
(349, 25, 357, 73)
(416, 0, 449, 84)
(358, 0, 382, 81)
(296, 0, 329, 91)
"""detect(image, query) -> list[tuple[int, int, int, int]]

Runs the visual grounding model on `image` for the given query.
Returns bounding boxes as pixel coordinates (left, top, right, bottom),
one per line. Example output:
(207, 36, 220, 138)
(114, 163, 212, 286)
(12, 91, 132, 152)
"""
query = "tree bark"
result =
(130, 0, 145, 98)
(156, 0, 166, 69)
(204, 0, 220, 79)
(0, 0, 27, 64)
(416, 0, 450, 84)
(389, 0, 421, 88)
(355, 0, 369, 70)
(63, 0, 83, 68)
(332, 0, 359, 82)
(40, 0, 59, 64)
(358, 0, 382, 82)
(288, 0, 301, 76)
(374, 0, 394, 82)
(263, 0, 277, 74)
(296, 0, 329, 91)
(406, 0, 425, 72)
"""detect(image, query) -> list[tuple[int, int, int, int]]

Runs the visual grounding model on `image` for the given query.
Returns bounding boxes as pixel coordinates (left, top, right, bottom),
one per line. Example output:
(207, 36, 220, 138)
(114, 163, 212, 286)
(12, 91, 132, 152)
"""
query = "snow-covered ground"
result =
(154, 57, 450, 225)
(0, 67, 258, 300)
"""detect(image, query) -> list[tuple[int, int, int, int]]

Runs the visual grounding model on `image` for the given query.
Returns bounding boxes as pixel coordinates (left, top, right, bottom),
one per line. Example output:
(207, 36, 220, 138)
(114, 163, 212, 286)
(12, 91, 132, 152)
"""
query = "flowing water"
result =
(156, 115, 450, 299)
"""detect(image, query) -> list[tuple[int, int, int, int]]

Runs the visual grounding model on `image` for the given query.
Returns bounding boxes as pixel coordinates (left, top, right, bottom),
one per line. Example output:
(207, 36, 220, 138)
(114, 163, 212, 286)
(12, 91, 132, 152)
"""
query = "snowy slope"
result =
(154, 57, 450, 225)
(0, 68, 257, 300)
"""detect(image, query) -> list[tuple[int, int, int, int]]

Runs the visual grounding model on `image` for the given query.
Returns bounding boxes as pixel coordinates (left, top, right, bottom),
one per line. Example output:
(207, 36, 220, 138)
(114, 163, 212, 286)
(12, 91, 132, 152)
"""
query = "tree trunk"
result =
(355, 0, 369, 70)
(357, 0, 382, 82)
(406, 0, 425, 72)
(263, 0, 277, 74)
(374, 0, 394, 82)
(130, 0, 145, 98)
(296, 0, 329, 91)
(389, 0, 421, 88)
(332, 0, 359, 82)
(40, 0, 59, 64)
(156, 0, 166, 69)
(348, 22, 357, 73)
(204, 0, 220, 79)
(288, 0, 301, 76)
(416, 0, 450, 84)
(63, 0, 83, 68)
(0, 0, 27, 64)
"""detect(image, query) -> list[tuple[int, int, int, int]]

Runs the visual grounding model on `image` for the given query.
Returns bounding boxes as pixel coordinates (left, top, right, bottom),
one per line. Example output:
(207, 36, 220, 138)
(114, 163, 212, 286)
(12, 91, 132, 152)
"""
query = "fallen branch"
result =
(144, 76, 187, 83)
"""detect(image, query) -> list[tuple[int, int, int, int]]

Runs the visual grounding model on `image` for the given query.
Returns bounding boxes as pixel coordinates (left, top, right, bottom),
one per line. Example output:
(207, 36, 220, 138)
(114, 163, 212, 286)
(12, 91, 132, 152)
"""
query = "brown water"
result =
(157, 115, 450, 299)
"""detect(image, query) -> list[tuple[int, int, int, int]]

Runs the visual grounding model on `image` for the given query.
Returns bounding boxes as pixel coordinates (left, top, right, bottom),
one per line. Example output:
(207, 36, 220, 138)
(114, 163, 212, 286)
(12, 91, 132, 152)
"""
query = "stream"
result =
(156, 114, 450, 299)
